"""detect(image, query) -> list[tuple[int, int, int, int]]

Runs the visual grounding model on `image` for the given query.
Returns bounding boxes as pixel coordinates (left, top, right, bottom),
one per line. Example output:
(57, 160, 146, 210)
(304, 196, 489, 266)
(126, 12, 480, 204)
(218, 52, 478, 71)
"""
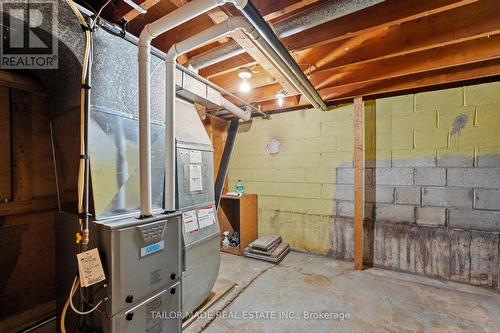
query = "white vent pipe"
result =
(164, 17, 254, 212)
(138, 0, 248, 217)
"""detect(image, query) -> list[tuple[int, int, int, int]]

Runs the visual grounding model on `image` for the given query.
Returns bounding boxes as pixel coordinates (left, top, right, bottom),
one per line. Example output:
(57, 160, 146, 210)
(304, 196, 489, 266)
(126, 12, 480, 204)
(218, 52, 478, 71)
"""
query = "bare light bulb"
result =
(238, 68, 252, 93)
(277, 96, 284, 107)
(275, 91, 286, 108)
(240, 78, 251, 93)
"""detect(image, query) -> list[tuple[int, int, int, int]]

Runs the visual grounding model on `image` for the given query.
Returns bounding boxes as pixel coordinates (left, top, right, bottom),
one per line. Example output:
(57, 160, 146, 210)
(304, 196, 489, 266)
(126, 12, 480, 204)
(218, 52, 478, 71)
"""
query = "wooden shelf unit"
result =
(217, 194, 258, 255)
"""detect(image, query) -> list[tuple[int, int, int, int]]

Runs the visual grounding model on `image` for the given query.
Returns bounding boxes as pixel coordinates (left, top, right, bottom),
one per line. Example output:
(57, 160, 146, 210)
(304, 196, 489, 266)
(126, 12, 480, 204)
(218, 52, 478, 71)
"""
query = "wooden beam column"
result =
(353, 97, 364, 270)
(0, 86, 11, 202)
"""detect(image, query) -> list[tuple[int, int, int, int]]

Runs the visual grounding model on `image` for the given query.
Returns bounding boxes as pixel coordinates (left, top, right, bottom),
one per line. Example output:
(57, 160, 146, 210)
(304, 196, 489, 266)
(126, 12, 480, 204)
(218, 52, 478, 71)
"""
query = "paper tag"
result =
(189, 150, 202, 164)
(183, 210, 199, 233)
(197, 206, 215, 228)
(189, 164, 203, 191)
(77, 248, 106, 287)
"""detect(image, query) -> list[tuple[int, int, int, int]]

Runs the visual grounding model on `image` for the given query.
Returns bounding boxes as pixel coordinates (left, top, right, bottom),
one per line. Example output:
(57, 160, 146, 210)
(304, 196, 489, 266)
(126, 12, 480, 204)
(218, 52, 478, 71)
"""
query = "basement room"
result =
(0, 0, 499, 332)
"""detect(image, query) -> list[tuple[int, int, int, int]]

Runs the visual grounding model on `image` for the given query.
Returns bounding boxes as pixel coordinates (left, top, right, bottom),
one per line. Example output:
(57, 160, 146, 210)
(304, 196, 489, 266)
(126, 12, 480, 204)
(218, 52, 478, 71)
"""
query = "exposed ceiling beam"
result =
(312, 35, 500, 90)
(169, 0, 188, 7)
(233, 0, 500, 94)
(251, 59, 500, 112)
(211, 69, 280, 93)
(202, 55, 257, 79)
(245, 35, 500, 103)
(292, 0, 500, 74)
(282, 0, 478, 51)
(119, 0, 310, 25)
(206, 7, 230, 24)
(122, 0, 161, 22)
(200, 0, 479, 78)
(223, 28, 500, 105)
(321, 60, 500, 101)
(263, 0, 322, 21)
(212, 35, 500, 99)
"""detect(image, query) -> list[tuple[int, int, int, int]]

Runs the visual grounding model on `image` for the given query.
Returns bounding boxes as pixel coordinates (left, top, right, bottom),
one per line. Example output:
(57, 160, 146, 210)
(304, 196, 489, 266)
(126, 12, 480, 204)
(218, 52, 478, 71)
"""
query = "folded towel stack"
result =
(244, 235, 290, 263)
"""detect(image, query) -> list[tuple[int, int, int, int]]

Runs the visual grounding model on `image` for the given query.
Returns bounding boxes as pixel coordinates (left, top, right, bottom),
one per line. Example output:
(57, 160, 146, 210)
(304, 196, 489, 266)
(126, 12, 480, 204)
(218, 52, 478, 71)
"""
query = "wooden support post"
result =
(353, 97, 364, 271)
(11, 89, 33, 201)
(0, 87, 11, 202)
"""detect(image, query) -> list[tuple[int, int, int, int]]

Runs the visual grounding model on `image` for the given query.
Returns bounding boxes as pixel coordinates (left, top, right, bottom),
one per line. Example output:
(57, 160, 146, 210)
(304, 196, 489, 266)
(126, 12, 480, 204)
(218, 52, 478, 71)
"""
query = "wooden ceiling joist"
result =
(93, 0, 499, 115)
(254, 59, 500, 112)
(282, 0, 479, 51)
(295, 0, 500, 74)
(313, 35, 500, 90)
(200, 0, 481, 79)
(210, 34, 500, 100)
(122, 0, 161, 22)
(321, 60, 500, 101)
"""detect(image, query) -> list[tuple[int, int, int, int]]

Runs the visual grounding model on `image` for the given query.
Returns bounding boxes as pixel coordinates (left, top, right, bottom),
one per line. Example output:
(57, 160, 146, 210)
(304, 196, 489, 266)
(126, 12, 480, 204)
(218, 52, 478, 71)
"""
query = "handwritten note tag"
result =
(77, 248, 106, 287)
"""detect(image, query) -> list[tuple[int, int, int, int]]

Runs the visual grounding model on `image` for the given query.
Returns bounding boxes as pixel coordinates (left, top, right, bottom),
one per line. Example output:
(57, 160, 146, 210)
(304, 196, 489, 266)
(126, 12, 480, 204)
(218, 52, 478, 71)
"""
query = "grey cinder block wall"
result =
(229, 82, 500, 289)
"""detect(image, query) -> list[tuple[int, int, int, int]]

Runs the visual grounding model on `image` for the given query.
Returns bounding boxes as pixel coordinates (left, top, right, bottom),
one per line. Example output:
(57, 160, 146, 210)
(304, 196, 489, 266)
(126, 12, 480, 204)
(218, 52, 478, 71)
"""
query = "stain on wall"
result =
(228, 81, 500, 288)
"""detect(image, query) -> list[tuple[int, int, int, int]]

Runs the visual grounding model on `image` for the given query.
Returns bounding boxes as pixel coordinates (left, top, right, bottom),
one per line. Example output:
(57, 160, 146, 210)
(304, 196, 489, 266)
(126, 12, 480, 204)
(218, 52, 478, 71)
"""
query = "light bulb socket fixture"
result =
(275, 90, 286, 99)
(238, 67, 252, 80)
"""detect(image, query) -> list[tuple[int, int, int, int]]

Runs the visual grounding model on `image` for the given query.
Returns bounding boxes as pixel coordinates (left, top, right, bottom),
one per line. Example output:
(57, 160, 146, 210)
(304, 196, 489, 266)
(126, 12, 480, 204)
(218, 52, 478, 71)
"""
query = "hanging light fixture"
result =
(275, 90, 286, 107)
(238, 68, 252, 93)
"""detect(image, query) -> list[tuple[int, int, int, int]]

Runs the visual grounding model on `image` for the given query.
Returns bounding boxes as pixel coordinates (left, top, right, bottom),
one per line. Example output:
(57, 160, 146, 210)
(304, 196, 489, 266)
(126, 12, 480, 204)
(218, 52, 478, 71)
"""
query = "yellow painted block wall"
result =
(370, 82, 500, 162)
(227, 81, 500, 255)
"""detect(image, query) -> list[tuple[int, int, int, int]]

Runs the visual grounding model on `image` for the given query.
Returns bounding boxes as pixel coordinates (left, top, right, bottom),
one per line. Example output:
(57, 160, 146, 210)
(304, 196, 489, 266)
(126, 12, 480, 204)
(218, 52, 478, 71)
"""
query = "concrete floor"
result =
(190, 251, 500, 333)
(29, 251, 500, 333)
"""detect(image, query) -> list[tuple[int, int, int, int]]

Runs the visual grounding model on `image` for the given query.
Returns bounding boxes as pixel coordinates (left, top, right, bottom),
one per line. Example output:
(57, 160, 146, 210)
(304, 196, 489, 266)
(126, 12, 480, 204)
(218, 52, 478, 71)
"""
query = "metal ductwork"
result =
(138, 0, 249, 217)
(139, 0, 329, 217)
(239, 1, 326, 110)
(135, 0, 330, 317)
(190, 0, 384, 70)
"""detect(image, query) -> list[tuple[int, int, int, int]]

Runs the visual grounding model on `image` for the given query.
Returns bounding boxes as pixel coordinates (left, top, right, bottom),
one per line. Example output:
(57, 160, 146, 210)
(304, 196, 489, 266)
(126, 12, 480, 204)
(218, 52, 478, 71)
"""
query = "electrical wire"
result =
(79, 0, 98, 15)
(61, 1, 94, 331)
(92, 0, 113, 29)
(61, 276, 108, 332)
(69, 277, 107, 315)
(65, 0, 91, 243)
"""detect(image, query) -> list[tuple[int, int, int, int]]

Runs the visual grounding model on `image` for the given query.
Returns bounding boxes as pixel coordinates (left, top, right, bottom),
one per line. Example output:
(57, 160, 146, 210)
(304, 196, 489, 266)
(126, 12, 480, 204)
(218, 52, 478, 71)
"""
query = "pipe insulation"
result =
(138, 0, 248, 217)
(190, 0, 384, 69)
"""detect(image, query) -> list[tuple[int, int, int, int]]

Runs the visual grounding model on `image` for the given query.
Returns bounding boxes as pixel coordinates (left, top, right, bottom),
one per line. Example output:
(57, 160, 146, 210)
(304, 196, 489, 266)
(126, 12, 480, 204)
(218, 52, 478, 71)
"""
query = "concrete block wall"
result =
(228, 104, 354, 255)
(228, 81, 500, 288)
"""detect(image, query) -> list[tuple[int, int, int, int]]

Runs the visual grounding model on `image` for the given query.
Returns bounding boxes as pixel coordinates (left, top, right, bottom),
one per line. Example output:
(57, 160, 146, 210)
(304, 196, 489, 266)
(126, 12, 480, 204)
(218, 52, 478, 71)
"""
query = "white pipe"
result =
(164, 16, 252, 212)
(220, 99, 251, 120)
(138, 0, 248, 217)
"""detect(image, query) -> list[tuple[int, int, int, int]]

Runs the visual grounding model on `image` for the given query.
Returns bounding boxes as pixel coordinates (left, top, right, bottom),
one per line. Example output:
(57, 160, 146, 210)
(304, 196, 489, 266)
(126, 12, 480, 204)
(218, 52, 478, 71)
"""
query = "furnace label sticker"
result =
(76, 248, 106, 287)
(189, 150, 202, 164)
(197, 206, 215, 228)
(189, 164, 203, 191)
(183, 210, 199, 233)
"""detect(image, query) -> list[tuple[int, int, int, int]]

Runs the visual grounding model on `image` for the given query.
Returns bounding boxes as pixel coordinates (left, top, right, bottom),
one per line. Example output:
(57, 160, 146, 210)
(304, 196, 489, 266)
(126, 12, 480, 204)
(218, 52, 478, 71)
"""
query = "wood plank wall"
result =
(0, 73, 58, 332)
